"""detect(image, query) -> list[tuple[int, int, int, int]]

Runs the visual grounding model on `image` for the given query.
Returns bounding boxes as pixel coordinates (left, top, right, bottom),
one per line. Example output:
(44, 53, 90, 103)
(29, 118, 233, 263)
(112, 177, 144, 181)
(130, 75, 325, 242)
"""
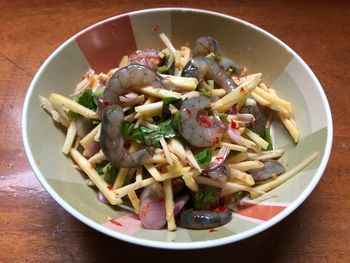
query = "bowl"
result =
(22, 7, 332, 249)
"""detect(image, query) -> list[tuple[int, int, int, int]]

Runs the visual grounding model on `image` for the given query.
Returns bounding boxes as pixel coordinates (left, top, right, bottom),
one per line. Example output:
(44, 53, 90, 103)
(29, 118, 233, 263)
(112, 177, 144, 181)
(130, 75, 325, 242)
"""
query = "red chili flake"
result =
(214, 207, 228, 212)
(198, 115, 213, 128)
(107, 185, 113, 190)
(240, 87, 245, 93)
(110, 219, 123, 227)
(230, 121, 239, 129)
(216, 157, 223, 160)
(153, 24, 160, 32)
(208, 228, 217, 233)
(185, 108, 192, 116)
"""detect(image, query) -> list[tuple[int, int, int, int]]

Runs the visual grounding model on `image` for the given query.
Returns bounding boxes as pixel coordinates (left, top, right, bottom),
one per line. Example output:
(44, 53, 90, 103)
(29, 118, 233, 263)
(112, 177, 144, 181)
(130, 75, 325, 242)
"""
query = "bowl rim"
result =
(22, 7, 333, 250)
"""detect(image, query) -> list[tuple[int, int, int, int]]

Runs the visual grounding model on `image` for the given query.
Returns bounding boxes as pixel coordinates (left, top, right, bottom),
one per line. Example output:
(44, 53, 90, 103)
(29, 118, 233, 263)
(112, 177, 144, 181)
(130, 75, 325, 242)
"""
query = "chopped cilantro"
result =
(195, 148, 213, 167)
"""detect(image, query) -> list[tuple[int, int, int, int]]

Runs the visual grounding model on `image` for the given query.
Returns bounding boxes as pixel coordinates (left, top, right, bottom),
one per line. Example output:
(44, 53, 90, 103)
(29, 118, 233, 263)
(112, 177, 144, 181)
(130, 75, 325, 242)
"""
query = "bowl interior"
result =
(23, 8, 332, 249)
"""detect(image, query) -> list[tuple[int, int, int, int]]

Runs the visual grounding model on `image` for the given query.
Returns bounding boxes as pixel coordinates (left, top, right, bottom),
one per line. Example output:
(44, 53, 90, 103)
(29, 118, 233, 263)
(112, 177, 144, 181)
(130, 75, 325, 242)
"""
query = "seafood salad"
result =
(40, 34, 318, 231)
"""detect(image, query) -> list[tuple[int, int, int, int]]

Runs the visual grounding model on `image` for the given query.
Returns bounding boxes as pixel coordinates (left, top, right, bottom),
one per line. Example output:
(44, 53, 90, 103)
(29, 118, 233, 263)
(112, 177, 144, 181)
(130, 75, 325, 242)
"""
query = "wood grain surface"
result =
(0, 0, 349, 262)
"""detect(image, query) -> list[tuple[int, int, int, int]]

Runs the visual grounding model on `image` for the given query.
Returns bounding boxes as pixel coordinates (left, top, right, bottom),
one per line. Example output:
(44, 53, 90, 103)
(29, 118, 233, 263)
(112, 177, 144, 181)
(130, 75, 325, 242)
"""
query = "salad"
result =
(40, 34, 318, 231)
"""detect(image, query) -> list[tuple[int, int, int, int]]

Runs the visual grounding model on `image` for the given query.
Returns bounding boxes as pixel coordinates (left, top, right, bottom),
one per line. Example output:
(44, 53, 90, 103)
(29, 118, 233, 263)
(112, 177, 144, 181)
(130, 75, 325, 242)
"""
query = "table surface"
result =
(1, 0, 349, 262)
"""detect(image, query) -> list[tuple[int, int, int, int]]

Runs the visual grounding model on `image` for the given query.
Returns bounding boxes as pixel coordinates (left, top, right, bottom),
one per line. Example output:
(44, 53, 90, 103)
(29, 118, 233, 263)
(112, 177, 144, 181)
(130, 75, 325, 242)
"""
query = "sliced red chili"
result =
(110, 219, 123, 227)
(185, 108, 192, 116)
(230, 121, 239, 129)
(198, 115, 213, 128)
(107, 185, 113, 190)
(214, 207, 228, 212)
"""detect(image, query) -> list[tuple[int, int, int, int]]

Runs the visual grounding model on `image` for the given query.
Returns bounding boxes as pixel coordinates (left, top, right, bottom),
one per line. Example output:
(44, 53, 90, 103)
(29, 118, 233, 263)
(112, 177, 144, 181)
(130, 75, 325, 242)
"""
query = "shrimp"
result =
(99, 64, 176, 107)
(179, 96, 224, 147)
(191, 36, 242, 77)
(248, 159, 285, 181)
(100, 105, 153, 168)
(192, 36, 222, 57)
(182, 57, 237, 93)
(178, 209, 232, 230)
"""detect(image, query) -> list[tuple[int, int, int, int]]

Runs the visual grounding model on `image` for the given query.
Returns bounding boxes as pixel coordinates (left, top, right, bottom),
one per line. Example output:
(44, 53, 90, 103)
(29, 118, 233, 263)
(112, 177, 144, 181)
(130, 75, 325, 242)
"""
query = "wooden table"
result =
(1, 0, 348, 262)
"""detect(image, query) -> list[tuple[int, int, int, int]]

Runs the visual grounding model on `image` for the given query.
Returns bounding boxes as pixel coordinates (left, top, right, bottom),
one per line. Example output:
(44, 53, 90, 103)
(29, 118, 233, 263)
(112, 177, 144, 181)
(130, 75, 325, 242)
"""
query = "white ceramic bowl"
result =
(22, 8, 332, 249)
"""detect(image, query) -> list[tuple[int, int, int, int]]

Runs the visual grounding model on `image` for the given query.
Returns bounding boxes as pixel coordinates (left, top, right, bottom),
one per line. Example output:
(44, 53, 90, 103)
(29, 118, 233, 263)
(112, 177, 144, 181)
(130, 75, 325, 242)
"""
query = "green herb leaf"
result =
(121, 121, 134, 139)
(198, 86, 211, 97)
(195, 148, 213, 167)
(95, 163, 105, 175)
(171, 112, 181, 131)
(93, 87, 105, 97)
(162, 97, 181, 120)
(78, 90, 97, 110)
(193, 187, 218, 210)
(103, 163, 118, 185)
(264, 127, 273, 151)
(163, 97, 181, 106)
(132, 128, 145, 144)
(136, 119, 178, 147)
(234, 190, 244, 200)
(159, 119, 176, 138)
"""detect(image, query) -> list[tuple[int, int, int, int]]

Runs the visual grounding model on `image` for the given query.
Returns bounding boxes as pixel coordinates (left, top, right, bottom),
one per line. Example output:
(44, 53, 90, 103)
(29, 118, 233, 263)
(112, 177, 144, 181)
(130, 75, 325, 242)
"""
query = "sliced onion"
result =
(83, 141, 101, 158)
(119, 92, 138, 103)
(233, 113, 255, 123)
(203, 146, 230, 173)
(227, 124, 241, 143)
(92, 81, 105, 93)
(139, 198, 166, 229)
(97, 191, 109, 204)
(72, 69, 94, 96)
(173, 195, 189, 216)
(226, 105, 237, 115)
(212, 110, 225, 129)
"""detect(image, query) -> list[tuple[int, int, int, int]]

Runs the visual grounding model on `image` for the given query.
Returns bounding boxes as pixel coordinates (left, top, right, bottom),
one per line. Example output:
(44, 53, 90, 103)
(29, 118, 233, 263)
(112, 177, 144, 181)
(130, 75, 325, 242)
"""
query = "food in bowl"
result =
(39, 33, 319, 231)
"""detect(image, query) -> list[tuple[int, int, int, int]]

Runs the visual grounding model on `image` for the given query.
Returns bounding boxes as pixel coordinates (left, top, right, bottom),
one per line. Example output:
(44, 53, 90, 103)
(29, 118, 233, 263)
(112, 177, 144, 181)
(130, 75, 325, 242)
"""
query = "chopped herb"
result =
(157, 53, 174, 74)
(264, 127, 273, 151)
(158, 119, 177, 138)
(68, 90, 99, 120)
(95, 163, 105, 175)
(171, 111, 181, 131)
(198, 86, 211, 97)
(132, 128, 146, 144)
(133, 119, 177, 147)
(193, 186, 219, 210)
(78, 90, 97, 110)
(93, 87, 105, 97)
(162, 97, 181, 120)
(195, 148, 213, 167)
(163, 97, 181, 106)
(234, 190, 244, 200)
(121, 121, 134, 139)
(103, 163, 118, 185)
